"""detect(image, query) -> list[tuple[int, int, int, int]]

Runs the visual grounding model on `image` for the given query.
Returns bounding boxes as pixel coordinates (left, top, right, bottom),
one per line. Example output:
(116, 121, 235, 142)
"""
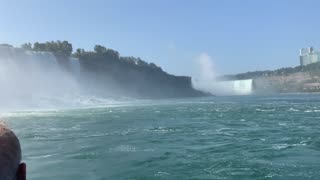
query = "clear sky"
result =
(1, 0, 320, 75)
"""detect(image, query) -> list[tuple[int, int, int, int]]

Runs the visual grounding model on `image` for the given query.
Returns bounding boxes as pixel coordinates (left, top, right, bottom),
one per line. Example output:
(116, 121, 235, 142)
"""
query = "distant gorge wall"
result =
(222, 62, 320, 94)
(253, 72, 320, 93)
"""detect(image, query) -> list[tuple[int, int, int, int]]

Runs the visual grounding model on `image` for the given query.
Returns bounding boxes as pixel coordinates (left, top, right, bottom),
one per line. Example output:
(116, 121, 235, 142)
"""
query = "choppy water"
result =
(2, 94, 320, 179)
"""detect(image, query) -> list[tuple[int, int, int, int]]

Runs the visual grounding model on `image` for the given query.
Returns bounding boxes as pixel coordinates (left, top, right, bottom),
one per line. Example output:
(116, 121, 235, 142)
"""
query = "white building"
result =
(300, 47, 320, 66)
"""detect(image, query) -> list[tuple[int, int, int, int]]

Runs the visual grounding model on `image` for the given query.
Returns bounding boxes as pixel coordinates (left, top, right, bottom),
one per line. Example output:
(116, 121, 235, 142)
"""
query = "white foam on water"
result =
(288, 108, 300, 112)
(278, 122, 287, 126)
(272, 144, 290, 150)
(272, 143, 307, 150)
(109, 145, 137, 152)
(155, 171, 171, 177)
(256, 108, 275, 112)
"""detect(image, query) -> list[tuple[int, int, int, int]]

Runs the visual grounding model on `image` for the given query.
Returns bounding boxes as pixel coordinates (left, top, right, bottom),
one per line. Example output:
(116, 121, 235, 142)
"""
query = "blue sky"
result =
(1, 0, 320, 75)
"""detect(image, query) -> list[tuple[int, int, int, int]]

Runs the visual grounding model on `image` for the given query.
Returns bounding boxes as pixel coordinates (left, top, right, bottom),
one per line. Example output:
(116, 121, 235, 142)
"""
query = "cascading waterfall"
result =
(217, 79, 253, 95)
(69, 57, 81, 76)
(0, 46, 85, 110)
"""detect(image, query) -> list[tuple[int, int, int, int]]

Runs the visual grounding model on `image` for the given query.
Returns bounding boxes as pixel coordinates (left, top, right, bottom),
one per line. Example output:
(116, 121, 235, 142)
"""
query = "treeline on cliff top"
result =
(221, 62, 320, 80)
(18, 40, 165, 74)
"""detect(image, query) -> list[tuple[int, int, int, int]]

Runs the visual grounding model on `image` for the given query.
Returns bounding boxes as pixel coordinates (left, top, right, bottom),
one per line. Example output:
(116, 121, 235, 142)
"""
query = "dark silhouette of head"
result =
(0, 123, 26, 180)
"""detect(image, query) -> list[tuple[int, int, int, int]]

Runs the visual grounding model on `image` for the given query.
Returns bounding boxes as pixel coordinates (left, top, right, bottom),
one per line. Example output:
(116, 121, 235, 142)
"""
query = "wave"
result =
(272, 142, 307, 150)
(256, 108, 276, 112)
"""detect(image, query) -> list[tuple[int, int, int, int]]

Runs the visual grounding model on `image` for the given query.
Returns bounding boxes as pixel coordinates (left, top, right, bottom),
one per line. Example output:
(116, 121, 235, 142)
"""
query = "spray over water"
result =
(192, 53, 253, 96)
(0, 46, 116, 110)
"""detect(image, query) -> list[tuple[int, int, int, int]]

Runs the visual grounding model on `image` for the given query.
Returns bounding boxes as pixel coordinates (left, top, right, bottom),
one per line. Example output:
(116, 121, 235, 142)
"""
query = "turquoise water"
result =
(2, 94, 320, 179)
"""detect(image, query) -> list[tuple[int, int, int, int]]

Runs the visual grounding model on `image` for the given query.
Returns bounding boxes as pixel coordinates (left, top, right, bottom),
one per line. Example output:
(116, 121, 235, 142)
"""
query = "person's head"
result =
(0, 123, 26, 180)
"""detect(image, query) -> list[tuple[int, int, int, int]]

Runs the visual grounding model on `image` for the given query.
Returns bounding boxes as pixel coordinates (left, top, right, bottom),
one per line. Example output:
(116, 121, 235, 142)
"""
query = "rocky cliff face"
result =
(223, 62, 320, 94)
(78, 52, 206, 98)
(254, 72, 320, 93)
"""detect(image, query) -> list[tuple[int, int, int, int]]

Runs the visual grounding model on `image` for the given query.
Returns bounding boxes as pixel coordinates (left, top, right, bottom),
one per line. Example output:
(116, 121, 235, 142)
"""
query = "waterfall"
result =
(69, 57, 80, 77)
(217, 79, 253, 95)
(232, 79, 253, 95)
(0, 46, 80, 109)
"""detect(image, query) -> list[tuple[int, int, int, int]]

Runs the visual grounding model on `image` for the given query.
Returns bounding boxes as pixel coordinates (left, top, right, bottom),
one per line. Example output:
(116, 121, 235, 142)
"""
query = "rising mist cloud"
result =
(192, 53, 218, 94)
(192, 53, 245, 96)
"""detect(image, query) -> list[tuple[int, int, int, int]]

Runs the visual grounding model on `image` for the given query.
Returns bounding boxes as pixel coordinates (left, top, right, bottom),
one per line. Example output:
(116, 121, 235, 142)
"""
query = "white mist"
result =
(192, 53, 253, 96)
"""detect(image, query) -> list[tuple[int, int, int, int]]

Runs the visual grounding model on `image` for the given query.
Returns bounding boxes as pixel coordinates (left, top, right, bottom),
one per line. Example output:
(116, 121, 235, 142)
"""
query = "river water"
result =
(1, 94, 320, 179)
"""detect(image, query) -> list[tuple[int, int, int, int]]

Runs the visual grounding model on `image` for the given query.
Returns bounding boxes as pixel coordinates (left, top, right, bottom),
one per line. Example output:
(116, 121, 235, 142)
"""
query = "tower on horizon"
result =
(299, 46, 320, 66)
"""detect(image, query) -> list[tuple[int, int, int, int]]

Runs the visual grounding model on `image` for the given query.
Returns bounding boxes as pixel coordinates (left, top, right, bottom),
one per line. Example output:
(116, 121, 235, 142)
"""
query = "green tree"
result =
(60, 41, 72, 56)
(94, 45, 107, 54)
(76, 48, 84, 54)
(33, 42, 46, 52)
(32, 41, 72, 56)
(21, 43, 33, 50)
